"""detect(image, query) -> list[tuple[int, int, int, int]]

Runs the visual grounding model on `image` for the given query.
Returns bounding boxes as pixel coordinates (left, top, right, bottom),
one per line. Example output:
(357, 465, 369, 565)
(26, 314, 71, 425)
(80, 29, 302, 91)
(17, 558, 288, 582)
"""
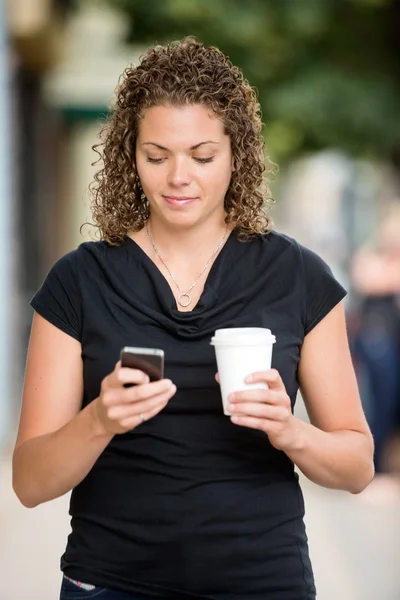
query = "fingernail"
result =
(227, 403, 234, 412)
(227, 393, 234, 401)
(245, 375, 253, 383)
(165, 379, 173, 388)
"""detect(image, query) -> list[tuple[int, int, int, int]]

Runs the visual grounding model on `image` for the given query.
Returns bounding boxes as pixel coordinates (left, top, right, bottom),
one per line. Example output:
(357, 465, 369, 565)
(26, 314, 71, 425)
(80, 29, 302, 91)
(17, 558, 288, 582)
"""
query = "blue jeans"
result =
(59, 576, 155, 600)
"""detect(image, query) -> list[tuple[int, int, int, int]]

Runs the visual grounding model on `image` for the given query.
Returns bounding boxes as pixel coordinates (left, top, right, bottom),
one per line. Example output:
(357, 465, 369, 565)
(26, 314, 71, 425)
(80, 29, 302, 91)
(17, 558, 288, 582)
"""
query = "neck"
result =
(146, 218, 230, 260)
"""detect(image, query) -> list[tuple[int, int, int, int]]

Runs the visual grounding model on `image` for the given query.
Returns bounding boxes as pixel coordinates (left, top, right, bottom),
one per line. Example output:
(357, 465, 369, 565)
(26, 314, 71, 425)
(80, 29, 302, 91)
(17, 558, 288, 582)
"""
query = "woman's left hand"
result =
(222, 369, 299, 452)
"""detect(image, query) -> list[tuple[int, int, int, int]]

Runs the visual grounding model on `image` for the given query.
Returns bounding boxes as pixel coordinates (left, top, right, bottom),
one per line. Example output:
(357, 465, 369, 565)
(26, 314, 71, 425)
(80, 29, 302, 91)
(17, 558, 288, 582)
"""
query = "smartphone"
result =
(120, 346, 164, 384)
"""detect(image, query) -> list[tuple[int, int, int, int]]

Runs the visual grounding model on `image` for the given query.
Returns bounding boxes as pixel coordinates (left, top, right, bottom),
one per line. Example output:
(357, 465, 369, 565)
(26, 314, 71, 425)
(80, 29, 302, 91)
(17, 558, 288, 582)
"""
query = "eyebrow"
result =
(142, 141, 220, 151)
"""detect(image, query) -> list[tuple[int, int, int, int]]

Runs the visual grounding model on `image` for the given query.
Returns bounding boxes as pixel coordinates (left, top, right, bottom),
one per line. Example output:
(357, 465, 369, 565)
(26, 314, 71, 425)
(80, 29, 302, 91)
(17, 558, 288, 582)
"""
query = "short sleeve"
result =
(299, 244, 347, 336)
(30, 250, 82, 342)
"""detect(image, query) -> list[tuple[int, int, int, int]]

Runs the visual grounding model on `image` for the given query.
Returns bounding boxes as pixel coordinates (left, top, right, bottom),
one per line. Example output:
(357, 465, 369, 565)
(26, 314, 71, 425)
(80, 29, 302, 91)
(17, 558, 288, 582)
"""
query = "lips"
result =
(162, 196, 198, 206)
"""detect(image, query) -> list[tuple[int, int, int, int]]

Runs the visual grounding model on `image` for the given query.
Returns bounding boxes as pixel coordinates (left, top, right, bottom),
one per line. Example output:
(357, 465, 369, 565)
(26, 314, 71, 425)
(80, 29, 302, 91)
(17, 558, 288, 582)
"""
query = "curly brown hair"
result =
(89, 36, 275, 245)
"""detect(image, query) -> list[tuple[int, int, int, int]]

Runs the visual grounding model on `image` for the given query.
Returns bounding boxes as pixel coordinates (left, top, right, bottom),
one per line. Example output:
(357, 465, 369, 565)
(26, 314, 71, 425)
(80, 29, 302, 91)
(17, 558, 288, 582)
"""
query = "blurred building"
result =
(1, 0, 75, 447)
(43, 3, 144, 253)
(0, 0, 13, 449)
(1, 1, 145, 448)
(279, 151, 400, 299)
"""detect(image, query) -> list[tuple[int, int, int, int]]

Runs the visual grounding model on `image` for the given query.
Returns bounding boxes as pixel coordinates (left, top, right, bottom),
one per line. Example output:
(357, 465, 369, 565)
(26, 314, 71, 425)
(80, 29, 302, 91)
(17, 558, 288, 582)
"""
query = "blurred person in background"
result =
(351, 202, 400, 501)
(12, 38, 374, 600)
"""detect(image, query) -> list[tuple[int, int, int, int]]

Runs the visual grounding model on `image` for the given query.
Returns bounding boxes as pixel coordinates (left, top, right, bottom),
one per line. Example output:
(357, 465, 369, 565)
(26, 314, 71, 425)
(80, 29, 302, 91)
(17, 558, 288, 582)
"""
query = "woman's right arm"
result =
(12, 313, 176, 508)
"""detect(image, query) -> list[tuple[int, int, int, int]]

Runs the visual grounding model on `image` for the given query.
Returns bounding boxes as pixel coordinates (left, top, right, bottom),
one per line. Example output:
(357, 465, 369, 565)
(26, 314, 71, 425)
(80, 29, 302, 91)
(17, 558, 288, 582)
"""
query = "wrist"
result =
(87, 398, 113, 439)
(279, 416, 307, 454)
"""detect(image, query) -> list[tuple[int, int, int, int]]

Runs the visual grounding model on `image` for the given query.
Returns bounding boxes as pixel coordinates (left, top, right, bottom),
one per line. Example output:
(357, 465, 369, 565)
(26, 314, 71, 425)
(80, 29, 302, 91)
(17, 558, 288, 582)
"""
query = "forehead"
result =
(138, 104, 227, 144)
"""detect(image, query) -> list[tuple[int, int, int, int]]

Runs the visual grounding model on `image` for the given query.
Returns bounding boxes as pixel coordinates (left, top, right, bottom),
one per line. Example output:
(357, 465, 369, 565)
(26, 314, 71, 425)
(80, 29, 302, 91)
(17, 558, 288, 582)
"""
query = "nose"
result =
(167, 156, 191, 187)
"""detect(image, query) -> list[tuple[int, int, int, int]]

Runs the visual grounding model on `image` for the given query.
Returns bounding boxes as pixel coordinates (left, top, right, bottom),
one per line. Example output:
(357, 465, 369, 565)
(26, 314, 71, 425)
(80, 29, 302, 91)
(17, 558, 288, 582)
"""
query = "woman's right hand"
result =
(93, 361, 177, 435)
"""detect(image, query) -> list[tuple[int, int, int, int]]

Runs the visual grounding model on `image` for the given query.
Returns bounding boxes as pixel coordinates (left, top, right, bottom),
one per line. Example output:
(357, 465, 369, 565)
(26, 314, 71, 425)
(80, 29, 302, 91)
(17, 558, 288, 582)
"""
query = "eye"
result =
(194, 157, 214, 164)
(146, 157, 165, 164)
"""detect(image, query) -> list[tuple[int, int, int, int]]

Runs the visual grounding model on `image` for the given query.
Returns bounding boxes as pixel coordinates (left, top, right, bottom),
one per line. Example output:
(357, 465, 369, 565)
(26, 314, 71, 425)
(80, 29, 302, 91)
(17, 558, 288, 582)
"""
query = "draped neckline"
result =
(123, 229, 237, 316)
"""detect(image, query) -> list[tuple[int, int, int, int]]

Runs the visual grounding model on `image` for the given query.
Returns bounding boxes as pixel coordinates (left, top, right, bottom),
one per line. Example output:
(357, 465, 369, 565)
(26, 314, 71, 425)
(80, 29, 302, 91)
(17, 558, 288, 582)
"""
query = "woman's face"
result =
(135, 104, 234, 230)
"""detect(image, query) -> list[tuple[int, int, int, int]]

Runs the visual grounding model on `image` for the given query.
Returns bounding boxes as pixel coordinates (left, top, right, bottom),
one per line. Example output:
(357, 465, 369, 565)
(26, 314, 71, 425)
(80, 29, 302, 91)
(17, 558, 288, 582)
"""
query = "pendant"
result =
(178, 293, 191, 307)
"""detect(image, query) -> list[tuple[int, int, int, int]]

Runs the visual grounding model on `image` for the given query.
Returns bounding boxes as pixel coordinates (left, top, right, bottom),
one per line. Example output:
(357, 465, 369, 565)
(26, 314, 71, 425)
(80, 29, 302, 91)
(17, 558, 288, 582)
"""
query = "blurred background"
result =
(1, 0, 400, 598)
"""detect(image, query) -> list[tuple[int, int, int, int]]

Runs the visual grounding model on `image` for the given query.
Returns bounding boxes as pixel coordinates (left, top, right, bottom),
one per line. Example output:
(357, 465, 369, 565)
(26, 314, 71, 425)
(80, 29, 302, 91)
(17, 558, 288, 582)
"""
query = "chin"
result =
(158, 207, 203, 227)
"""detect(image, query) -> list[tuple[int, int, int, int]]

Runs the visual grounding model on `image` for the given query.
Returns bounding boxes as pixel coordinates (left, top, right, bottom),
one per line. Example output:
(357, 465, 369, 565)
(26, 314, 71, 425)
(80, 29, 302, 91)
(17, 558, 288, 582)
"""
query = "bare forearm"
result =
(12, 400, 113, 507)
(285, 418, 374, 493)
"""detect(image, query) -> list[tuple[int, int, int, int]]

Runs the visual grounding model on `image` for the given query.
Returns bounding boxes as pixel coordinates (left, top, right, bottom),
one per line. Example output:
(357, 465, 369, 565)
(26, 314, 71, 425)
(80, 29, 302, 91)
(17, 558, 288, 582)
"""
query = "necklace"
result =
(146, 222, 229, 308)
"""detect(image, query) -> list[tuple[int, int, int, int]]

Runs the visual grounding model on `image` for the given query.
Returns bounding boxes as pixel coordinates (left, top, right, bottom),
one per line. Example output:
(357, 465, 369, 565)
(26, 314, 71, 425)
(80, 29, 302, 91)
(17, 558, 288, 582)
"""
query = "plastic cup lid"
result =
(210, 327, 276, 346)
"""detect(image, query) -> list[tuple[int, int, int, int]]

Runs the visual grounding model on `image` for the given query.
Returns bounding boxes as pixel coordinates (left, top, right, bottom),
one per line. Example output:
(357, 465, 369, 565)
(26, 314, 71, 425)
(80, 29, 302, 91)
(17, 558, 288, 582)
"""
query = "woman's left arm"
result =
(227, 302, 375, 494)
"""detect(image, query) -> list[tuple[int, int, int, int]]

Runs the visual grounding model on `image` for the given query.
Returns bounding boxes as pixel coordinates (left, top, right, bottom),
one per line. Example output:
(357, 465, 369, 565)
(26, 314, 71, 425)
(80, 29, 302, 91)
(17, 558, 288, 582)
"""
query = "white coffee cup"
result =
(210, 327, 276, 415)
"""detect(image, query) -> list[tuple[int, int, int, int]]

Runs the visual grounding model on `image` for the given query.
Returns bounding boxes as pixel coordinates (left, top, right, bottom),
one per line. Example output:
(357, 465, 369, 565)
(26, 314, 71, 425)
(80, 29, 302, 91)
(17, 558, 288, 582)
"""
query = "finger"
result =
(230, 414, 269, 431)
(109, 364, 150, 388)
(245, 369, 283, 390)
(118, 367, 150, 387)
(215, 372, 220, 384)
(228, 389, 283, 405)
(109, 385, 176, 421)
(227, 401, 288, 421)
(104, 378, 174, 406)
(119, 397, 171, 430)
(123, 378, 174, 403)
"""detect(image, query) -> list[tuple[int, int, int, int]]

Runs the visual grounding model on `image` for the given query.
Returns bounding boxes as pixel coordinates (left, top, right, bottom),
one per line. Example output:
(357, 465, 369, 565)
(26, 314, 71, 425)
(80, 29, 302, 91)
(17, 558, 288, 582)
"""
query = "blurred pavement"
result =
(1, 426, 400, 600)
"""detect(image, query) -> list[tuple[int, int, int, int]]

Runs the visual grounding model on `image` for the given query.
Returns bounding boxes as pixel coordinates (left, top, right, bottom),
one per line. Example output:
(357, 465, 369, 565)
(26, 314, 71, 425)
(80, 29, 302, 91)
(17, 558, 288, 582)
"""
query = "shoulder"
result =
(54, 240, 121, 269)
(258, 230, 333, 273)
(257, 229, 297, 248)
(255, 229, 299, 251)
(37, 241, 120, 292)
(75, 240, 115, 259)
(253, 229, 305, 264)
(43, 248, 80, 282)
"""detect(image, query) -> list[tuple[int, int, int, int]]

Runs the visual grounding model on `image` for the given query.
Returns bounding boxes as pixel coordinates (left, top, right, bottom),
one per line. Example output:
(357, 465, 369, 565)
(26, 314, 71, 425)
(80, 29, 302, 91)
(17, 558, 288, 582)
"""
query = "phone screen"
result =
(120, 347, 164, 383)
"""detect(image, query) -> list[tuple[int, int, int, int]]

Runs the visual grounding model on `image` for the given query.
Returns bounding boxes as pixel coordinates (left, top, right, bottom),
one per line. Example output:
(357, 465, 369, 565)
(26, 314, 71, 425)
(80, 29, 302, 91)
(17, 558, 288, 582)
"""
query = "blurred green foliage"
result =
(107, 0, 400, 165)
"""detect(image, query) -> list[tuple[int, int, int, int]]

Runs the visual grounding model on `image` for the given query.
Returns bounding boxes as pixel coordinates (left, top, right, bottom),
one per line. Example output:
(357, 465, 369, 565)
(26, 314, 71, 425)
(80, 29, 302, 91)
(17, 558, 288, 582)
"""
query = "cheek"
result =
(136, 163, 163, 193)
(207, 163, 233, 193)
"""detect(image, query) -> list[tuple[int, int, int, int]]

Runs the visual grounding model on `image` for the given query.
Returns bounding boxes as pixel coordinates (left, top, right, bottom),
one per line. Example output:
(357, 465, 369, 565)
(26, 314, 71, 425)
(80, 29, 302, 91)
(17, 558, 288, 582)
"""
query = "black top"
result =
(31, 230, 346, 600)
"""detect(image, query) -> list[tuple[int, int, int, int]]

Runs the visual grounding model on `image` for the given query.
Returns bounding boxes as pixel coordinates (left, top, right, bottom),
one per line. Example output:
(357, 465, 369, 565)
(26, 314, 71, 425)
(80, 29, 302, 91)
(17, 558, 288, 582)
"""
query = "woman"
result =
(13, 37, 374, 600)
